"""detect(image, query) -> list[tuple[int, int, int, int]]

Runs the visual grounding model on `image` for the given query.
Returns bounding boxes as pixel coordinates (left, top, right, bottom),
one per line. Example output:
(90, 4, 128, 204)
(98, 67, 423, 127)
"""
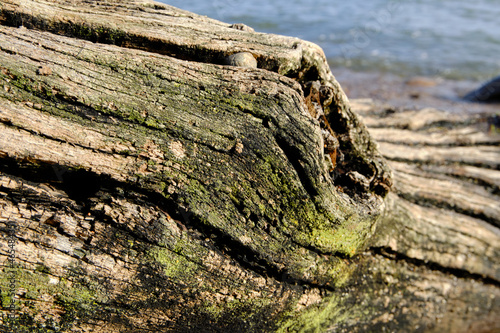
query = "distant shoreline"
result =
(332, 67, 500, 115)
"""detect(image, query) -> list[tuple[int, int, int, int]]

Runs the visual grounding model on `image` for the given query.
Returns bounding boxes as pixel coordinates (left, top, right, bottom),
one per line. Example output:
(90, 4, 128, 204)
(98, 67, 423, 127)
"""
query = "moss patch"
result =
(0, 266, 101, 332)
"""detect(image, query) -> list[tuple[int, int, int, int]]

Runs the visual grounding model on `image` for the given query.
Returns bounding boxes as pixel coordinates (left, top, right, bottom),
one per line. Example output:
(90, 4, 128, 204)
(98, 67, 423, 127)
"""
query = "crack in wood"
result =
(371, 246, 500, 287)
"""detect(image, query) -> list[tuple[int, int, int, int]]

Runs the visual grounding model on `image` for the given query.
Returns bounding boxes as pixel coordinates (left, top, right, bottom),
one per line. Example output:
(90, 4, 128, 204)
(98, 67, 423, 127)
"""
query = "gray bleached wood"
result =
(0, 1, 498, 332)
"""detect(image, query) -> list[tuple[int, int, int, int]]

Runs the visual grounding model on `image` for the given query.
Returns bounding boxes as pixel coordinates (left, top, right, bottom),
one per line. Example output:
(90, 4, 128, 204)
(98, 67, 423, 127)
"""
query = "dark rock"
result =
(464, 76, 500, 102)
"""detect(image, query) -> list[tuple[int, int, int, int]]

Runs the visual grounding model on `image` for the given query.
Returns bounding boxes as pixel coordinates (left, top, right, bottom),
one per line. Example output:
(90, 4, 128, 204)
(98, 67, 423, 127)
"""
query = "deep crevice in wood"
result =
(0, 8, 278, 72)
(0, 2, 498, 331)
(0, 161, 338, 292)
(371, 246, 500, 286)
(384, 156, 500, 171)
(396, 189, 499, 228)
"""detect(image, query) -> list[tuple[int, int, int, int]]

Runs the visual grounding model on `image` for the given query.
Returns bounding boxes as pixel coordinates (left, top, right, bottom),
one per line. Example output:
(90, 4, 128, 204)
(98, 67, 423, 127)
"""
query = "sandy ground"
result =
(332, 68, 500, 115)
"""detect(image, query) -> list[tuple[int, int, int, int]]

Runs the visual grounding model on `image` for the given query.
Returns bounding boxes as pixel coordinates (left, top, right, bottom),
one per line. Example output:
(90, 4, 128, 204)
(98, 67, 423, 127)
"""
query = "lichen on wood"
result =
(0, 1, 498, 332)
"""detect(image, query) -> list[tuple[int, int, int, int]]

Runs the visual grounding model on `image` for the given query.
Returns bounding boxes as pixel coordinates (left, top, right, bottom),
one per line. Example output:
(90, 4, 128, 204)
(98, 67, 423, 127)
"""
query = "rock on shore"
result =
(464, 75, 500, 102)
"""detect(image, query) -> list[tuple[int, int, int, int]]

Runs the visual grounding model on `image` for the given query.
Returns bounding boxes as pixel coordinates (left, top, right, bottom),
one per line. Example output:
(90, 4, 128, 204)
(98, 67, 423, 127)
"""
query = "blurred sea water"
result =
(159, 0, 500, 81)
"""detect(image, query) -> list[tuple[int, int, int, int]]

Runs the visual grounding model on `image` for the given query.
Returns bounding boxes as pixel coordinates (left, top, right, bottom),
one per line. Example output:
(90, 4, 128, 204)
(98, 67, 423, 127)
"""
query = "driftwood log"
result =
(0, 1, 498, 332)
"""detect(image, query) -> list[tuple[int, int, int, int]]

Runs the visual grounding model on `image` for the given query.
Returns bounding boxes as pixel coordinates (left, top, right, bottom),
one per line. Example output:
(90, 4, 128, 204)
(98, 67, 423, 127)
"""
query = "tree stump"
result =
(0, 1, 498, 332)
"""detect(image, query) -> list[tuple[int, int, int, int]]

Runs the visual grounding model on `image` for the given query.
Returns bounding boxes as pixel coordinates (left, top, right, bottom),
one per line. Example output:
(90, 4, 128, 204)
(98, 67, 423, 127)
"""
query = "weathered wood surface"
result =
(0, 1, 498, 332)
(353, 99, 500, 277)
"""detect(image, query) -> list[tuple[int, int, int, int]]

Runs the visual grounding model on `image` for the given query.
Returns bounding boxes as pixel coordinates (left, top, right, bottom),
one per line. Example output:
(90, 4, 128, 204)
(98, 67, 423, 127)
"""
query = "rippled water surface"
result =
(159, 0, 500, 81)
